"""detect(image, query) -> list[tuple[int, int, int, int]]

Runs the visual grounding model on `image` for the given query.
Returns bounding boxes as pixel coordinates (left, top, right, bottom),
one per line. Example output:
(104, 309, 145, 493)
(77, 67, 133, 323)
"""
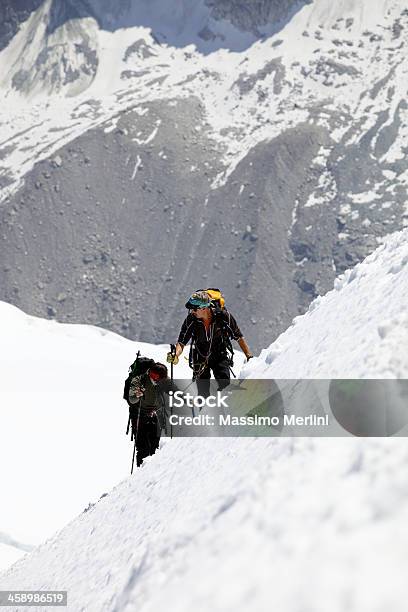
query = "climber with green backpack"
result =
(167, 289, 253, 397)
(123, 353, 169, 471)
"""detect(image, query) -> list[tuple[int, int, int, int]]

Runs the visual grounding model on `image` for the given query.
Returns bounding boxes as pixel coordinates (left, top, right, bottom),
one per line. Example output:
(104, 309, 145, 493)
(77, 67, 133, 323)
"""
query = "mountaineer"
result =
(167, 289, 253, 397)
(124, 358, 168, 469)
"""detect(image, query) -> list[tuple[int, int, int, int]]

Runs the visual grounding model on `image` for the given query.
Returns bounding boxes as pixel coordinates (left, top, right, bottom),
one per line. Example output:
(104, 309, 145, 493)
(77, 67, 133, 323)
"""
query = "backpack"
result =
(123, 352, 156, 404)
(197, 287, 225, 309)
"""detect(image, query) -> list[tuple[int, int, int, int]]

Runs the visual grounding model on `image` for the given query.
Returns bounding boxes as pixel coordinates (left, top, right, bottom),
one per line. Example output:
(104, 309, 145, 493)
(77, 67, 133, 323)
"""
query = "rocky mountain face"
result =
(0, 100, 315, 344)
(0, 0, 309, 52)
(206, 0, 311, 33)
(0, 0, 43, 52)
(0, 0, 407, 351)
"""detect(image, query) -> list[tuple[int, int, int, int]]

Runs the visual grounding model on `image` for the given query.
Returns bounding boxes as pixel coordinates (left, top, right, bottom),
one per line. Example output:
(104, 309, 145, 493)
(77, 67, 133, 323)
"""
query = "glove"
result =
(166, 352, 179, 365)
(134, 385, 145, 398)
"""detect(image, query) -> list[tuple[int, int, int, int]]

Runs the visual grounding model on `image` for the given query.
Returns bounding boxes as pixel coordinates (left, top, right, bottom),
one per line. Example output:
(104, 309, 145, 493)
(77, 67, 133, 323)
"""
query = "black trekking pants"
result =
(131, 416, 160, 467)
(196, 353, 231, 398)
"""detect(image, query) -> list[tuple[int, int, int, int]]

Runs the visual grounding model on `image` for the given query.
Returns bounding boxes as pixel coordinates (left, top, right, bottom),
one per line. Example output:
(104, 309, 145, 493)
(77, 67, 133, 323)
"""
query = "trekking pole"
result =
(131, 439, 137, 475)
(170, 343, 176, 439)
(125, 350, 140, 436)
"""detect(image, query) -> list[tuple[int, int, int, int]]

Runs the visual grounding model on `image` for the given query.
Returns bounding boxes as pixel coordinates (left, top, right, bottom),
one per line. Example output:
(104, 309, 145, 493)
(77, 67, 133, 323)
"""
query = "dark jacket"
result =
(177, 310, 243, 360)
(129, 372, 160, 405)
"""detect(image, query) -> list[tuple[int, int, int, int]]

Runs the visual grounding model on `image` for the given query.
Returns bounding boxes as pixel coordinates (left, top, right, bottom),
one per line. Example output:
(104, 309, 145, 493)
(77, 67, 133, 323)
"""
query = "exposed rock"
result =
(0, 0, 43, 52)
(205, 0, 312, 34)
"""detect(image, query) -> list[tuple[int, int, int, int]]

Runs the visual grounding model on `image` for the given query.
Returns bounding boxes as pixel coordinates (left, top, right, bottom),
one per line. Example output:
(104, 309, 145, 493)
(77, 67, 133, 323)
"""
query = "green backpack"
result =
(123, 352, 156, 405)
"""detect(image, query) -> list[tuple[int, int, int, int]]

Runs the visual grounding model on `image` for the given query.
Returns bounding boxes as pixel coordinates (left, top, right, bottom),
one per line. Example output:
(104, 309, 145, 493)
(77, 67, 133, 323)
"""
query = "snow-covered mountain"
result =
(1, 228, 407, 610)
(0, 0, 407, 351)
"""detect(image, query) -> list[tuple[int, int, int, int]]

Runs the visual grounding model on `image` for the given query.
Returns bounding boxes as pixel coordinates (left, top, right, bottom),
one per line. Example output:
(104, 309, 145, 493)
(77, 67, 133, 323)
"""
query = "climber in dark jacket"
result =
(129, 363, 168, 467)
(167, 290, 253, 396)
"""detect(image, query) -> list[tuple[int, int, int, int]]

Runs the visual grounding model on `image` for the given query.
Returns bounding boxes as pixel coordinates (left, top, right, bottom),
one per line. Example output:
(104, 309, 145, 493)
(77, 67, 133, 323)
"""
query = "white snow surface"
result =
(242, 228, 408, 379)
(1, 228, 408, 610)
(0, 301, 193, 572)
(4, 436, 408, 612)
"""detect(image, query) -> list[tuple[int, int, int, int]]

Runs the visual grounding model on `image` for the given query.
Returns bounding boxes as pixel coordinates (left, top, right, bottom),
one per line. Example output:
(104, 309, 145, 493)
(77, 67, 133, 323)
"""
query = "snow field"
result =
(3, 436, 408, 612)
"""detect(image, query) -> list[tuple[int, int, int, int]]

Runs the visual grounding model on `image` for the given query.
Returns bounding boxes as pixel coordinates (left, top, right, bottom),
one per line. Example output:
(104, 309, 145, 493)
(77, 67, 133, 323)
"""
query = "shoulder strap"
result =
(215, 309, 234, 360)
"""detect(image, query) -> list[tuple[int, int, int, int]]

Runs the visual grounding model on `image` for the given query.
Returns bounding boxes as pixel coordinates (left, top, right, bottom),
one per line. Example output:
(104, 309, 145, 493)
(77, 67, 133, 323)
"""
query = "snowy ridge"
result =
(243, 228, 408, 379)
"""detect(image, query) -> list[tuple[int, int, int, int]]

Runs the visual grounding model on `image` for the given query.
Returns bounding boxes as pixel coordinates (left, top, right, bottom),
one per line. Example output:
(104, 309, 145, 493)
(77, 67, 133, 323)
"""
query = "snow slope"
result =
(4, 436, 408, 612)
(1, 228, 407, 611)
(0, 300, 209, 571)
(242, 227, 408, 379)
